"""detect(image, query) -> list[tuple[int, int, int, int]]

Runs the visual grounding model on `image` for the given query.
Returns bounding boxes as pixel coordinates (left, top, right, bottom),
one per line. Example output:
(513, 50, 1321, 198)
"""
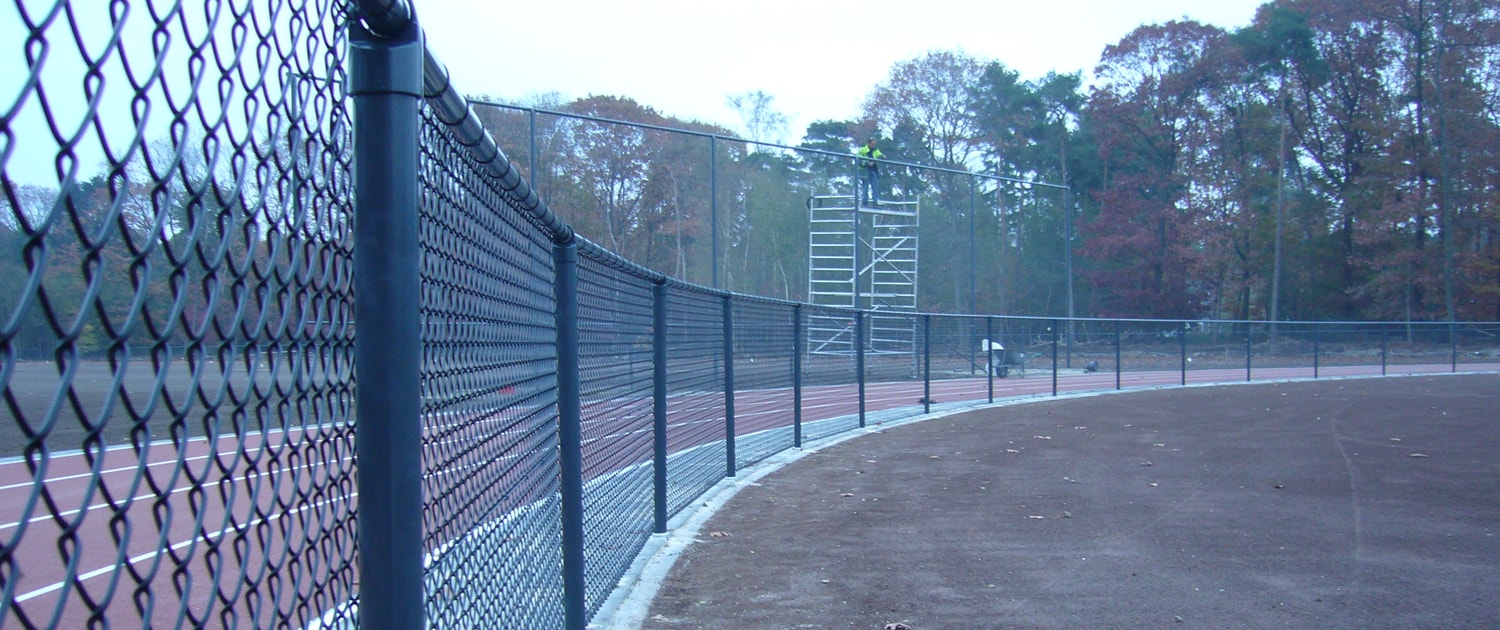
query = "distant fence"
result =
(3, 2, 1499, 630)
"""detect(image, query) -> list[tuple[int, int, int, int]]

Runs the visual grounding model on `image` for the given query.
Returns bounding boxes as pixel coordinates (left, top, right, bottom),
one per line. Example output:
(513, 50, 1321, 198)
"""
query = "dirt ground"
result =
(637, 374, 1500, 629)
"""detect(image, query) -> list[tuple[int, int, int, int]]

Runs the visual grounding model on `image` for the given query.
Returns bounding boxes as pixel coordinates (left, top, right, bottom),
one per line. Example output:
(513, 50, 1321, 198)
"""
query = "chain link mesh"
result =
(923, 315, 989, 408)
(416, 105, 567, 628)
(660, 283, 726, 519)
(799, 304, 862, 443)
(1, 0, 357, 626)
(574, 249, 655, 617)
(728, 296, 796, 470)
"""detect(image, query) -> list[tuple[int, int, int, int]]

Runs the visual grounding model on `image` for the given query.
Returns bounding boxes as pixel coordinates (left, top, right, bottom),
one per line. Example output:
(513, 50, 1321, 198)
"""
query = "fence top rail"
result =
(383, 13, 575, 245)
(471, 99, 1067, 191)
(577, 236, 667, 283)
(997, 315, 1500, 327)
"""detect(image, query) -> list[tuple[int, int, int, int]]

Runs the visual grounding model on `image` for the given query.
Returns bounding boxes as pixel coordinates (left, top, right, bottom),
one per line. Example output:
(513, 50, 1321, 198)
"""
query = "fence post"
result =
(553, 241, 587, 630)
(1381, 324, 1388, 375)
(1245, 326, 1253, 382)
(711, 137, 719, 288)
(528, 108, 539, 200)
(1179, 324, 1187, 386)
(1051, 320, 1059, 397)
(723, 294, 736, 476)
(922, 314, 931, 414)
(1115, 319, 1122, 391)
(986, 316, 994, 404)
(1450, 322, 1457, 372)
(350, 19, 424, 630)
(793, 304, 803, 448)
(652, 281, 669, 534)
(857, 310, 866, 428)
(1313, 323, 1320, 379)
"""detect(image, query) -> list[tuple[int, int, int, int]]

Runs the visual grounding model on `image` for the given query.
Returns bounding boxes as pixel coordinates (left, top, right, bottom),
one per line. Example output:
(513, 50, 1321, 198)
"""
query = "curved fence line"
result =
(3, 2, 1499, 629)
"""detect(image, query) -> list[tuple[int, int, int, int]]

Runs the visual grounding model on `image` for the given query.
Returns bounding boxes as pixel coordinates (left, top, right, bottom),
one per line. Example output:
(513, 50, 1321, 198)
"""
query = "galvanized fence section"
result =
(5, 2, 1500, 630)
(729, 296, 798, 470)
(574, 245, 657, 617)
(659, 283, 729, 520)
(416, 96, 568, 628)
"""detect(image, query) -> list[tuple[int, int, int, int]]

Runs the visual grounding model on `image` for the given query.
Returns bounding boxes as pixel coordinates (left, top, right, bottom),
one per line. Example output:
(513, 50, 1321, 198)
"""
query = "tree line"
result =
(6, 0, 1497, 342)
(475, 0, 1500, 322)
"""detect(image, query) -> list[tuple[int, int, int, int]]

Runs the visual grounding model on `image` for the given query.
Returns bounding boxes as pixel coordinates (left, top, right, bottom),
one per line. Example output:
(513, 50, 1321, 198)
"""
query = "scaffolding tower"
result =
(806, 195, 919, 361)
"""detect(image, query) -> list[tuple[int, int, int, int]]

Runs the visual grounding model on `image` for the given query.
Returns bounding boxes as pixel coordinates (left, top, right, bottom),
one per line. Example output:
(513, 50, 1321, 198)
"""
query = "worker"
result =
(856, 137, 883, 206)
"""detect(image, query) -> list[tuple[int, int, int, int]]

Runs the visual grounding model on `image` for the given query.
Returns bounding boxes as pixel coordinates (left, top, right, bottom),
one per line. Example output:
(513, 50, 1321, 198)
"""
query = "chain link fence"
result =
(5, 2, 1500, 629)
(1, 0, 357, 626)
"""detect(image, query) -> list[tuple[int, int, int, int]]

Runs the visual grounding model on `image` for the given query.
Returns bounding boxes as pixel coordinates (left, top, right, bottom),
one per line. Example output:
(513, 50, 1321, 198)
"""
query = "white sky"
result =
(1, 1, 1269, 188)
(417, 0, 1270, 142)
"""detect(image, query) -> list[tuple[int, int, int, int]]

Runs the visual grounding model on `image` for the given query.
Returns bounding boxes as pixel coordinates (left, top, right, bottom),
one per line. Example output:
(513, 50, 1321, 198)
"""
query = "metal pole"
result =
(1179, 325, 1187, 386)
(1313, 323, 1320, 379)
(1064, 185, 1074, 368)
(350, 20, 424, 630)
(1245, 327, 1252, 382)
(969, 178, 976, 314)
(923, 314, 931, 415)
(793, 304, 803, 448)
(1115, 319, 1122, 391)
(1051, 320, 1059, 397)
(1450, 322, 1457, 372)
(553, 241, 587, 630)
(723, 294, 736, 476)
(1381, 324, 1388, 375)
(528, 108, 539, 200)
(652, 282, 669, 533)
(711, 136, 719, 288)
(856, 310, 866, 428)
(986, 316, 994, 404)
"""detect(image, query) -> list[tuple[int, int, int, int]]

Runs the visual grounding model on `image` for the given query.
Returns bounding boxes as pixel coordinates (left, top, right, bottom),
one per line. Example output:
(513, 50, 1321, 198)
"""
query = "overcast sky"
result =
(417, 0, 1270, 142)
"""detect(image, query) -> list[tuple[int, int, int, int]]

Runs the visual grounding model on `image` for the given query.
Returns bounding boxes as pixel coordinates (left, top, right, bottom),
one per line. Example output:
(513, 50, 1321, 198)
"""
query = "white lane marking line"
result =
(14, 491, 356, 603)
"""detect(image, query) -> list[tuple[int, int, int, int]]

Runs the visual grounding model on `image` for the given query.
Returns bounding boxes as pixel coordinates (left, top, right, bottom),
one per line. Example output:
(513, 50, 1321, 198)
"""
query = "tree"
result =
(727, 90, 789, 148)
(1082, 21, 1228, 318)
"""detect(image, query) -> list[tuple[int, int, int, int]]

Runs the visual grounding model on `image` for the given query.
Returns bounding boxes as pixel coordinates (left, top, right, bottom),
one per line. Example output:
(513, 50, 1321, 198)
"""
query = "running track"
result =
(4, 361, 1497, 626)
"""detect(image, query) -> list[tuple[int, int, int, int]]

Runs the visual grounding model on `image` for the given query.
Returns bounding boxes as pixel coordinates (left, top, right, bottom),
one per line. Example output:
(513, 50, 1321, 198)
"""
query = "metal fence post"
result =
(1450, 322, 1457, 372)
(1115, 319, 1122, 390)
(793, 304, 804, 448)
(1179, 324, 1187, 386)
(856, 310, 867, 427)
(1313, 323, 1320, 378)
(1245, 327, 1253, 382)
(1381, 324, 1388, 375)
(711, 136, 719, 288)
(652, 281, 669, 534)
(350, 19, 424, 630)
(1051, 320, 1059, 397)
(723, 294, 736, 476)
(554, 241, 587, 630)
(528, 108, 539, 200)
(922, 314, 932, 414)
(986, 316, 994, 403)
